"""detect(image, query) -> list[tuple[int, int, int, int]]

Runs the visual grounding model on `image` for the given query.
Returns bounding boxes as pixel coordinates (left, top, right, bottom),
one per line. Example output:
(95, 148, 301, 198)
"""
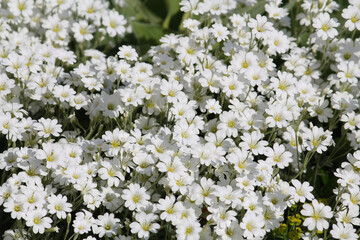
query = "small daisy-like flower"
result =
(211, 23, 229, 42)
(33, 118, 62, 138)
(121, 183, 150, 211)
(130, 212, 160, 239)
(301, 199, 333, 231)
(240, 130, 268, 155)
(95, 213, 120, 238)
(342, 6, 360, 31)
(47, 194, 72, 219)
(118, 45, 138, 61)
(330, 222, 358, 240)
(313, 12, 339, 40)
(25, 209, 53, 234)
(157, 195, 182, 223)
(264, 143, 293, 169)
(289, 179, 314, 203)
(218, 111, 239, 138)
(72, 20, 95, 42)
(205, 99, 222, 114)
(240, 212, 266, 239)
(102, 11, 127, 37)
(98, 159, 125, 187)
(176, 219, 202, 240)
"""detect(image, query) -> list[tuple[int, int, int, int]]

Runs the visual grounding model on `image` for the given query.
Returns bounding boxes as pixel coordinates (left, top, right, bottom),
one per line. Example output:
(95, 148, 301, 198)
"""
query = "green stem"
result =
(179, 12, 190, 31)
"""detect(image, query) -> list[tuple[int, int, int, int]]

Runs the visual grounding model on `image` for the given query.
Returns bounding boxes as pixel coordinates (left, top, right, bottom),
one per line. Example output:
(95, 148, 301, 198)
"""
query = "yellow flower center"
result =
(321, 24, 329, 31)
(166, 207, 174, 214)
(18, 3, 25, 11)
(142, 223, 150, 231)
(110, 21, 116, 29)
(14, 205, 21, 212)
(227, 120, 235, 128)
(28, 196, 35, 204)
(52, 25, 60, 33)
(55, 204, 62, 211)
(87, 7, 94, 13)
(246, 223, 253, 231)
(110, 140, 120, 148)
(351, 16, 359, 23)
(132, 194, 141, 203)
(104, 224, 111, 230)
(108, 168, 116, 177)
(242, 61, 249, 68)
(33, 217, 41, 225)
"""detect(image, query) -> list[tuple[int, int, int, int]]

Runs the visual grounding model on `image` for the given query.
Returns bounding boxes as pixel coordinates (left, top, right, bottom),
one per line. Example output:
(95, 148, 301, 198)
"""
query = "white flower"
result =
(303, 125, 333, 154)
(98, 159, 124, 187)
(102, 11, 126, 37)
(215, 219, 243, 240)
(176, 219, 202, 240)
(121, 183, 150, 211)
(130, 212, 160, 239)
(160, 80, 186, 103)
(335, 205, 360, 226)
(157, 195, 182, 223)
(33, 118, 62, 138)
(211, 23, 229, 42)
(240, 211, 266, 239)
(240, 130, 268, 155)
(47, 194, 72, 219)
(330, 222, 358, 240)
(289, 179, 314, 203)
(336, 61, 360, 84)
(72, 21, 95, 42)
(0, 112, 19, 138)
(265, 103, 292, 128)
(207, 204, 237, 228)
(313, 12, 339, 40)
(53, 85, 76, 102)
(0, 74, 15, 97)
(248, 14, 273, 39)
(3, 197, 25, 220)
(118, 45, 138, 61)
(301, 199, 333, 231)
(205, 99, 222, 114)
(25, 209, 53, 234)
(8, 0, 33, 17)
(264, 143, 293, 169)
(73, 210, 96, 234)
(36, 143, 62, 169)
(341, 112, 360, 130)
(218, 111, 239, 138)
(42, 15, 69, 40)
(95, 213, 120, 238)
(342, 6, 360, 31)
(265, 30, 290, 54)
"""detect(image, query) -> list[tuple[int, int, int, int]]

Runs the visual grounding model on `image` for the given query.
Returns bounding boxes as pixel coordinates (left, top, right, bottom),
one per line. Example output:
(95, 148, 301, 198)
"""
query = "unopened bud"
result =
(67, 213, 72, 224)
(45, 227, 59, 233)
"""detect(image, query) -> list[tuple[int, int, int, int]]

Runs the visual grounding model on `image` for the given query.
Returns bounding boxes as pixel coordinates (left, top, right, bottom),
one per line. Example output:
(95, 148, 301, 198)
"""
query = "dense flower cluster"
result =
(0, 0, 360, 239)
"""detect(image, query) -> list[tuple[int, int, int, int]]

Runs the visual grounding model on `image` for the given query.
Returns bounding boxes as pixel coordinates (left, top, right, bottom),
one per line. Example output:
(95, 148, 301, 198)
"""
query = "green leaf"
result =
(284, 0, 297, 11)
(298, 32, 310, 46)
(132, 21, 165, 42)
(124, 0, 163, 24)
(236, 0, 267, 17)
(319, 169, 329, 185)
(163, 0, 181, 29)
